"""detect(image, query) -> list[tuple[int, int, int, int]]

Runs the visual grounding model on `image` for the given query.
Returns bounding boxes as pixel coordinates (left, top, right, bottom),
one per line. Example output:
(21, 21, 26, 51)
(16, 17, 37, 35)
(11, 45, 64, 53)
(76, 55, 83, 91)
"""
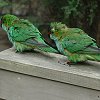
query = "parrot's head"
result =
(50, 22, 67, 32)
(0, 14, 19, 30)
(50, 22, 68, 40)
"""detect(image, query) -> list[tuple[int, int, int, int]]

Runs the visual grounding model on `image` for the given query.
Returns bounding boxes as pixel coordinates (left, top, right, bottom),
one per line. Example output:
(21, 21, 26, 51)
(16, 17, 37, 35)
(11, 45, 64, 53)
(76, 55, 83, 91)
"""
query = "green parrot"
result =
(49, 22, 100, 63)
(0, 14, 58, 53)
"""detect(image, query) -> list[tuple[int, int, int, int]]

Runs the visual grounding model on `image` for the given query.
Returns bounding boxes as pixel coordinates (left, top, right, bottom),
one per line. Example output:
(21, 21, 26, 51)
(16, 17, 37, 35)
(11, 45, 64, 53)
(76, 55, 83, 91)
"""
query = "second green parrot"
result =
(49, 22, 100, 63)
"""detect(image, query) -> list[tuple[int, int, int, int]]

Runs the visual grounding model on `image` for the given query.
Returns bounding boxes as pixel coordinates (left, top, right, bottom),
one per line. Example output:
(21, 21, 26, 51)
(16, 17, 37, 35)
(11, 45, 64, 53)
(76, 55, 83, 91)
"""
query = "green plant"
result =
(0, 0, 9, 7)
(62, 0, 98, 26)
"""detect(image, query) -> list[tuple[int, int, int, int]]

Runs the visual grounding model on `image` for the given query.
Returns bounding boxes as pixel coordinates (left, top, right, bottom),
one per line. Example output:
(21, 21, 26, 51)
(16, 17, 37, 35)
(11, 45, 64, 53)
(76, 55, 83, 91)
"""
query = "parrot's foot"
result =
(66, 61, 77, 65)
(58, 60, 71, 67)
(15, 50, 19, 53)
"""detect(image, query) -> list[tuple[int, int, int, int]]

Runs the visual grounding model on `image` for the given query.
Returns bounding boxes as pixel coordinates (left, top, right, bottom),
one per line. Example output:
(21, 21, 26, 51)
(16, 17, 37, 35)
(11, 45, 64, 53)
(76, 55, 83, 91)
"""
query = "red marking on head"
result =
(48, 32, 51, 35)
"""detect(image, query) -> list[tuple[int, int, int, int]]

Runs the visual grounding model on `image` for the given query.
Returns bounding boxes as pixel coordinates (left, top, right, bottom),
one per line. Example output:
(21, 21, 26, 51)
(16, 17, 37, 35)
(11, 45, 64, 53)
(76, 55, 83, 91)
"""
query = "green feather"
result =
(50, 22, 100, 63)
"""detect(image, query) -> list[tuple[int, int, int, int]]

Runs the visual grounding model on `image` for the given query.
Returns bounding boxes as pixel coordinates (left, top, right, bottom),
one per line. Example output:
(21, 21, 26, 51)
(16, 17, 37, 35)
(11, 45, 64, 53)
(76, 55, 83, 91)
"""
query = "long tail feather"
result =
(37, 46, 59, 53)
(79, 46, 100, 54)
(22, 39, 59, 53)
(86, 54, 100, 61)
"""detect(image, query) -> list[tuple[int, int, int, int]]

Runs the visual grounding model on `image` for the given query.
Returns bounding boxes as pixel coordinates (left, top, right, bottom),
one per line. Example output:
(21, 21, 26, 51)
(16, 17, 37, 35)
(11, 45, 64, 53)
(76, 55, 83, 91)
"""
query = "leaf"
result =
(0, 0, 8, 7)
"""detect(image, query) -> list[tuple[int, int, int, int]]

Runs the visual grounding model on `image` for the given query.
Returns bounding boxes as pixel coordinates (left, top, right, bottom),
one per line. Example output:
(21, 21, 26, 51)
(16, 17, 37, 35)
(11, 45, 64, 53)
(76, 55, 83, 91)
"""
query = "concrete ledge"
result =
(0, 48, 100, 90)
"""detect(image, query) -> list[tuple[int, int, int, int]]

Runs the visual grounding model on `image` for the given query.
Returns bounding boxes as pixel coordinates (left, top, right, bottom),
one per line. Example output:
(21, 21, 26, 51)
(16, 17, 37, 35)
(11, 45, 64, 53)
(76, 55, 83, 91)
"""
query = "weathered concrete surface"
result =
(0, 69, 100, 100)
(0, 48, 100, 90)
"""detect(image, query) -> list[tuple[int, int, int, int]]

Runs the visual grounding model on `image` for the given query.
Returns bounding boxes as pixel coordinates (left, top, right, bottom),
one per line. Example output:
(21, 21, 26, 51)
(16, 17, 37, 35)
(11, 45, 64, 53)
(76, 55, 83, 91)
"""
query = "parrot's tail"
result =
(37, 46, 59, 53)
(86, 54, 100, 61)
(24, 38, 59, 53)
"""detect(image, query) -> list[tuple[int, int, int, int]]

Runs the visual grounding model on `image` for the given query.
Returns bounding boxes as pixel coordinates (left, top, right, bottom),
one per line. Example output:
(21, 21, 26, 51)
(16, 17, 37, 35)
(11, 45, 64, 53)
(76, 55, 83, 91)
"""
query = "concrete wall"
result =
(0, 69, 100, 100)
(0, 48, 100, 100)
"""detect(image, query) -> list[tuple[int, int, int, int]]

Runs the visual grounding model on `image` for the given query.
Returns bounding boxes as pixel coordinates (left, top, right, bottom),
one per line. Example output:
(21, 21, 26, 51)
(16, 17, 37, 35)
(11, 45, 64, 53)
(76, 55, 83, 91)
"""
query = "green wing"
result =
(8, 19, 41, 41)
(61, 28, 99, 54)
(8, 19, 48, 46)
(8, 19, 58, 53)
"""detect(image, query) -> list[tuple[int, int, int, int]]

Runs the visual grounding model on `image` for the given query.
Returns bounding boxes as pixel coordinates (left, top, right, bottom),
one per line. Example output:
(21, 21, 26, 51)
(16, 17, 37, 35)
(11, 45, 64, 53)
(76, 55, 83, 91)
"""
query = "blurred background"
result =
(0, 0, 100, 51)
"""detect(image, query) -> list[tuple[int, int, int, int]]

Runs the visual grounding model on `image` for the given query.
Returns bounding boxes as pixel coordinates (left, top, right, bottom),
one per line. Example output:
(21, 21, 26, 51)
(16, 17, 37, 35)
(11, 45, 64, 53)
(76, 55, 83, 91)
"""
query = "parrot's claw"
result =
(58, 60, 71, 67)
(15, 50, 18, 53)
